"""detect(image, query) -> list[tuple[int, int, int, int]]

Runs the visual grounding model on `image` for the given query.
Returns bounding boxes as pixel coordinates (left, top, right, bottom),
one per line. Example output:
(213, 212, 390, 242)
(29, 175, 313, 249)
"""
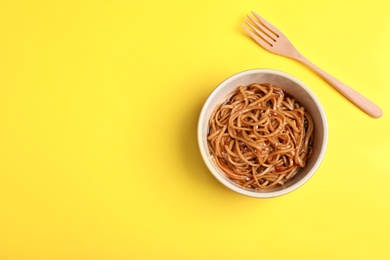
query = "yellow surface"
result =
(1, 0, 389, 259)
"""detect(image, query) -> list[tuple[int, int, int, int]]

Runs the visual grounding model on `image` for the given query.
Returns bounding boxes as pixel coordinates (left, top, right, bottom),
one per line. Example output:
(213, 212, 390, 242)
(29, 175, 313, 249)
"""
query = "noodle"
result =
(207, 83, 314, 190)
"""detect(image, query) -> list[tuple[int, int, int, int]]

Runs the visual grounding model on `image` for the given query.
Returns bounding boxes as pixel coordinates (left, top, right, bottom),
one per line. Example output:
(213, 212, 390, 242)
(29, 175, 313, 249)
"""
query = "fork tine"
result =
(246, 15, 275, 42)
(251, 11, 281, 38)
(242, 23, 273, 48)
(243, 20, 273, 47)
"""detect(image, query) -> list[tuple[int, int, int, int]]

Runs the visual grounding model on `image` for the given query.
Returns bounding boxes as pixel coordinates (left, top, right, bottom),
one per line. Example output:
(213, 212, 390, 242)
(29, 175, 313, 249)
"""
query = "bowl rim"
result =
(197, 68, 328, 198)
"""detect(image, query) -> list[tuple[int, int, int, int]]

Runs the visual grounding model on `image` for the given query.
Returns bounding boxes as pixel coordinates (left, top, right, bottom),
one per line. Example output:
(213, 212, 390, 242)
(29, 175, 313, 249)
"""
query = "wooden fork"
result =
(242, 11, 383, 118)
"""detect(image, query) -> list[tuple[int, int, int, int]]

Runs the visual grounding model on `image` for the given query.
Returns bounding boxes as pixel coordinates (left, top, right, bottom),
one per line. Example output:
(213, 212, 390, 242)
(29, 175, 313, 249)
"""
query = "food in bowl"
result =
(198, 69, 328, 198)
(207, 83, 314, 190)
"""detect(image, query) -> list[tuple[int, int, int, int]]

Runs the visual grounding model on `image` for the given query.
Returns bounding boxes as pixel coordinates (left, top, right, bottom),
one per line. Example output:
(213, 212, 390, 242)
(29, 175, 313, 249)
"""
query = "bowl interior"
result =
(198, 69, 328, 198)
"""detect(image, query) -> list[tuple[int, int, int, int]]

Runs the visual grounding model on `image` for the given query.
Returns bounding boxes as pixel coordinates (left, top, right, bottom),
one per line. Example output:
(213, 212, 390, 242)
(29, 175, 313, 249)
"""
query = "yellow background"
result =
(1, 0, 389, 259)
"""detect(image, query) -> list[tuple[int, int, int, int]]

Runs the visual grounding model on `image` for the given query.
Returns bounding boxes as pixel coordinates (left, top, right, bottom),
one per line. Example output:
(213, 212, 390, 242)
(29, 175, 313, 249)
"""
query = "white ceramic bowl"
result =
(198, 68, 328, 198)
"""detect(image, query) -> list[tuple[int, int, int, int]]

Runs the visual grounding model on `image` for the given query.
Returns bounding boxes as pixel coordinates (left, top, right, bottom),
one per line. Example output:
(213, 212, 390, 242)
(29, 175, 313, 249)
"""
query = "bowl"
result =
(197, 68, 328, 198)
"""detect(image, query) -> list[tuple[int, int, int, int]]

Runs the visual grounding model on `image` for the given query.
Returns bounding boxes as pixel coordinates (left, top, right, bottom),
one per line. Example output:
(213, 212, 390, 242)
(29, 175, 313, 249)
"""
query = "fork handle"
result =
(294, 55, 383, 118)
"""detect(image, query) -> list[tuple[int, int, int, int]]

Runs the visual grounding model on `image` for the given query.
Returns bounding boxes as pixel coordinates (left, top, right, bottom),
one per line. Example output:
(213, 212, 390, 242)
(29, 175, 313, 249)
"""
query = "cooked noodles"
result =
(207, 83, 314, 190)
